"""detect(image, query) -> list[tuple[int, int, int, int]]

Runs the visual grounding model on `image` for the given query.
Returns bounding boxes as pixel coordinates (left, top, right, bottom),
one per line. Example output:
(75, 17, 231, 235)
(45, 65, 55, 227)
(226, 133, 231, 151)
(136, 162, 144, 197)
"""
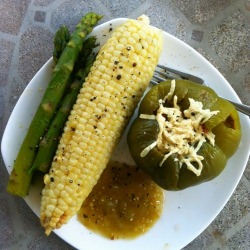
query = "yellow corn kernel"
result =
(40, 17, 163, 235)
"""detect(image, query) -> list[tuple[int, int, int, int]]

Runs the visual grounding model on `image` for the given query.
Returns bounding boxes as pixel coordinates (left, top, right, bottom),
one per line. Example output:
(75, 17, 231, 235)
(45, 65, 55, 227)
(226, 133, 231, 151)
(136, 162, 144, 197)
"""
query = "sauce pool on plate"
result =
(78, 161, 164, 239)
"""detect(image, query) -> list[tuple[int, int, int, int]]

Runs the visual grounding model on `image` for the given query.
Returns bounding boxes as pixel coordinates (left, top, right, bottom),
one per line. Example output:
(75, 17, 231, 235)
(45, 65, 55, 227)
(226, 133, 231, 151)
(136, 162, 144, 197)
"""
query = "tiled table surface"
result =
(0, 0, 249, 249)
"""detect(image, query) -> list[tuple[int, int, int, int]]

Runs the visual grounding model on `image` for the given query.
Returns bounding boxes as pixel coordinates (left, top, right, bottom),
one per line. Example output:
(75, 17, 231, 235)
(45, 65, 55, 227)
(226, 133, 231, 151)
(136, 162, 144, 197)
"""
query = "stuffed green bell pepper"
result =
(127, 79, 241, 190)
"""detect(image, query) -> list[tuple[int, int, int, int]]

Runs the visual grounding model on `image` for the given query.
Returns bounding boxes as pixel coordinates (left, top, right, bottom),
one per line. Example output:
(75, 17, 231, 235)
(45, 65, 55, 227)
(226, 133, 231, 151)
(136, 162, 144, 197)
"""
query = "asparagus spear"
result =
(30, 37, 97, 174)
(53, 25, 70, 64)
(7, 12, 102, 197)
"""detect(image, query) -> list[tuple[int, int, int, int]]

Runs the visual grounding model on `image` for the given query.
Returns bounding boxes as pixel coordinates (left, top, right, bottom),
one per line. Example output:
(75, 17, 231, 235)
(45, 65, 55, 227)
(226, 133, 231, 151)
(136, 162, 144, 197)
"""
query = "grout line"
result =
(28, 4, 54, 33)
(2, 1, 36, 130)
(162, 0, 194, 44)
(29, 0, 57, 33)
(0, 32, 18, 43)
(191, 0, 249, 74)
(37, 0, 69, 33)
(223, 212, 250, 243)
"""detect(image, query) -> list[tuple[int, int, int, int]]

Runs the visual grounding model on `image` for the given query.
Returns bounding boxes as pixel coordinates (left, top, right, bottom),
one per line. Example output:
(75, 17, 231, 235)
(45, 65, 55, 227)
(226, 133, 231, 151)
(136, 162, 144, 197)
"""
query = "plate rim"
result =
(1, 17, 250, 250)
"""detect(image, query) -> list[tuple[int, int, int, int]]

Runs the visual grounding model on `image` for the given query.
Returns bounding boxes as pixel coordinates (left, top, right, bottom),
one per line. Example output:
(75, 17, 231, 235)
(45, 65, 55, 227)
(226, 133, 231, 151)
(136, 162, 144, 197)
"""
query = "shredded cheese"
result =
(140, 141, 157, 157)
(163, 79, 176, 102)
(139, 114, 156, 120)
(140, 81, 219, 176)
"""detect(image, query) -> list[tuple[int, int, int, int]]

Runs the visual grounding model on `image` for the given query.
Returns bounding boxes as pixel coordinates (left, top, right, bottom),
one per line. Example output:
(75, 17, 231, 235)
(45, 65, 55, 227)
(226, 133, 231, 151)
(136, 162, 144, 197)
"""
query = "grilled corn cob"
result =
(40, 16, 163, 235)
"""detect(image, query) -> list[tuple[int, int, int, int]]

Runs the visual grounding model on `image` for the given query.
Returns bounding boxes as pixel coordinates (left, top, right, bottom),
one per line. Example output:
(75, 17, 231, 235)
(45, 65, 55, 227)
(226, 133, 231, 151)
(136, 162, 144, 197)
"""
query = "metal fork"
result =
(151, 64, 250, 116)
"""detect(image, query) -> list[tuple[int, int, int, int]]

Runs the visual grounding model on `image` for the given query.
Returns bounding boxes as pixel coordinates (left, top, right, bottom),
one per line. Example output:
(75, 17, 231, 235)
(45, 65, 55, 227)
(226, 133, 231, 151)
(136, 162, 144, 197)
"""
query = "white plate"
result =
(1, 18, 250, 250)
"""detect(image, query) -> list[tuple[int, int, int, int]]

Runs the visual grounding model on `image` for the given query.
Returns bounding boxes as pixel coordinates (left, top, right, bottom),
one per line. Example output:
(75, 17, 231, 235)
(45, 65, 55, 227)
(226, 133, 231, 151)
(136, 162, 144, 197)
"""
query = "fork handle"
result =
(223, 98, 250, 117)
(154, 65, 250, 117)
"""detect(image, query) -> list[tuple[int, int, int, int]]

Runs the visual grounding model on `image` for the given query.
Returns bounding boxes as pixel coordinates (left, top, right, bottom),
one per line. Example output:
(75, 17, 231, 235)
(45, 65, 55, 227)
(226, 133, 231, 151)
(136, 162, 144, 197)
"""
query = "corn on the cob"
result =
(40, 16, 163, 235)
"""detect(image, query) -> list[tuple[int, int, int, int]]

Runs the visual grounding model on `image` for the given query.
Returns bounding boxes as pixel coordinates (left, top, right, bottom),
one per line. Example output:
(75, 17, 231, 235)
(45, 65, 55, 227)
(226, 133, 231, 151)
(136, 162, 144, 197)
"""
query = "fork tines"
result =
(151, 64, 204, 85)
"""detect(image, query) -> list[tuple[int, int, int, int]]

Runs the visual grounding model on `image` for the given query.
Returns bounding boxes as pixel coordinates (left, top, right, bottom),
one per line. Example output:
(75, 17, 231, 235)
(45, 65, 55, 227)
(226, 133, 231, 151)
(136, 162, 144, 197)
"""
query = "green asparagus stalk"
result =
(53, 25, 70, 64)
(30, 37, 97, 174)
(7, 12, 102, 197)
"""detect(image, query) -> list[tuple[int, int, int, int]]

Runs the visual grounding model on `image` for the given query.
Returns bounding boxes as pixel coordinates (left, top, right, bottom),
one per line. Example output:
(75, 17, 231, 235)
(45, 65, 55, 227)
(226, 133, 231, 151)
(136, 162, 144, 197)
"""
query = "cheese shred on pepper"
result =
(139, 80, 219, 176)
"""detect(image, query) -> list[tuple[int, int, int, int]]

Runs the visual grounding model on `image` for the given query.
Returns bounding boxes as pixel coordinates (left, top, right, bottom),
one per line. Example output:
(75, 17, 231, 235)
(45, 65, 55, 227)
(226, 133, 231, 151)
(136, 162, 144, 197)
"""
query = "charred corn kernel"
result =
(40, 17, 163, 235)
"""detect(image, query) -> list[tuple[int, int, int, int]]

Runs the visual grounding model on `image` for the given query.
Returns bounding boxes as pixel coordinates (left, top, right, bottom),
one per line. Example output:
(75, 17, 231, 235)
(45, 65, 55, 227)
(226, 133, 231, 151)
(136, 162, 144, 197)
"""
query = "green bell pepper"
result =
(127, 80, 241, 190)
